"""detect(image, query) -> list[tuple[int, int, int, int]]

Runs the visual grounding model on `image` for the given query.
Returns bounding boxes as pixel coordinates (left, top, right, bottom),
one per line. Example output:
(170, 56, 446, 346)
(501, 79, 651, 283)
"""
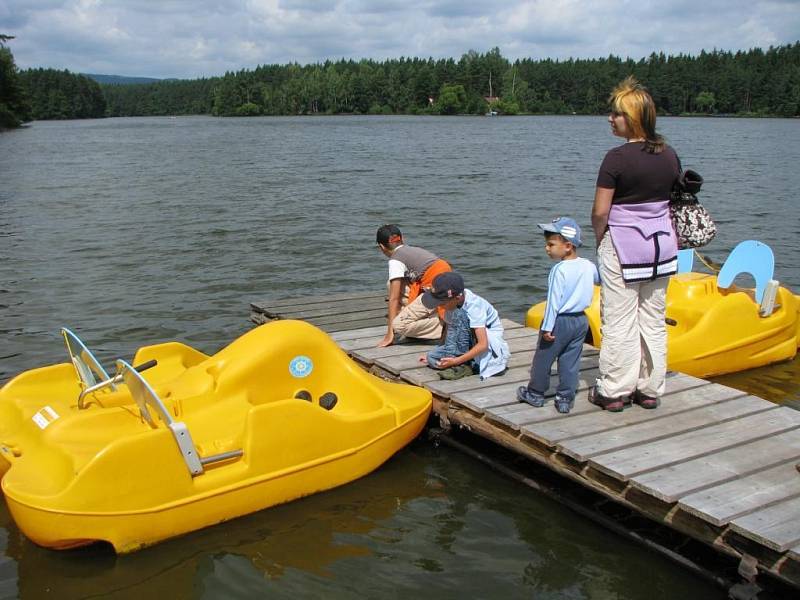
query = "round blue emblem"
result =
(289, 355, 313, 378)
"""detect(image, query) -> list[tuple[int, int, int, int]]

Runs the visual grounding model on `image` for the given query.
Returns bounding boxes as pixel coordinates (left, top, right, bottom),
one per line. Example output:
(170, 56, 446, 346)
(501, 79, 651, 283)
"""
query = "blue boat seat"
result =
(716, 240, 775, 304)
(677, 249, 694, 273)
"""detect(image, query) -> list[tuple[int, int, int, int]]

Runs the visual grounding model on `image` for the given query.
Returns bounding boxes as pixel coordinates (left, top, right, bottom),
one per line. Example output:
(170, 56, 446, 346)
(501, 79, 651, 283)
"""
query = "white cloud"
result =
(0, 0, 797, 78)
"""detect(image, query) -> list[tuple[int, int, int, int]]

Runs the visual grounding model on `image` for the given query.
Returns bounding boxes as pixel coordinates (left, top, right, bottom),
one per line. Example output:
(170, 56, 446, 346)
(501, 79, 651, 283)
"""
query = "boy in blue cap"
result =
(517, 217, 599, 413)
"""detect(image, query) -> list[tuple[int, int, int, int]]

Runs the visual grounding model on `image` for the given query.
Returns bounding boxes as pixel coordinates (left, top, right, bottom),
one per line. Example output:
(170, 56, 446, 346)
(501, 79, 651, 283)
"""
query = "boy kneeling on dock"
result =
(376, 224, 453, 347)
(420, 272, 510, 381)
(517, 218, 599, 414)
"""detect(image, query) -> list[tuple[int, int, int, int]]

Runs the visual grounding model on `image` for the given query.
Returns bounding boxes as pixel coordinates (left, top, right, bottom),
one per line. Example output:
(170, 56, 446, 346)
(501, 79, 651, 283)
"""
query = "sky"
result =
(2, 0, 799, 79)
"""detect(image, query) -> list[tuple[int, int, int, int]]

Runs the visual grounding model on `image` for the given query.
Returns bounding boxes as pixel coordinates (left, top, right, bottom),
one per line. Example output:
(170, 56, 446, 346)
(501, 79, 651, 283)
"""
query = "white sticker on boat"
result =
(32, 406, 60, 430)
(289, 355, 313, 378)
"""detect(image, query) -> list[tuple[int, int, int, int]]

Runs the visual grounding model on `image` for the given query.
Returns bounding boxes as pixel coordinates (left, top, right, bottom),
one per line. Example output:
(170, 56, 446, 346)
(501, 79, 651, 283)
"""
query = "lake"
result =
(1, 115, 799, 598)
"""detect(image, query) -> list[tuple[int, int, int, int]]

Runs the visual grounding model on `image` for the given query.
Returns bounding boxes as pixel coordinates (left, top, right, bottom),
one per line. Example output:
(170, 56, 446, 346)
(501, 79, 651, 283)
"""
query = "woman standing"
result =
(590, 76, 680, 412)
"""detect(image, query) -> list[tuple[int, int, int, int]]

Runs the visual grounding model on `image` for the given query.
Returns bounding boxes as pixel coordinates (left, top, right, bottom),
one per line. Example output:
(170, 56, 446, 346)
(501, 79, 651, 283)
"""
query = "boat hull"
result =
(3, 404, 428, 553)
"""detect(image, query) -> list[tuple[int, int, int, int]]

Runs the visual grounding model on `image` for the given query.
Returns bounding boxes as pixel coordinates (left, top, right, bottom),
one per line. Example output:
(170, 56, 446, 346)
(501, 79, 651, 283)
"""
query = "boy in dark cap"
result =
(421, 272, 509, 380)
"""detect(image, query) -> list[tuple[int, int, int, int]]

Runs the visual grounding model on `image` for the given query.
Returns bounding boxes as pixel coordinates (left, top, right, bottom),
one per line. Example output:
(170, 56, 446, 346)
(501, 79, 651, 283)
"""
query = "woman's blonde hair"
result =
(609, 76, 664, 154)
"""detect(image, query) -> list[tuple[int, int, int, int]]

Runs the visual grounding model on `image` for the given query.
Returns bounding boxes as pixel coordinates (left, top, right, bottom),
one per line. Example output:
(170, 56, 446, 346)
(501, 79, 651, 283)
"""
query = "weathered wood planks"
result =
(250, 291, 387, 331)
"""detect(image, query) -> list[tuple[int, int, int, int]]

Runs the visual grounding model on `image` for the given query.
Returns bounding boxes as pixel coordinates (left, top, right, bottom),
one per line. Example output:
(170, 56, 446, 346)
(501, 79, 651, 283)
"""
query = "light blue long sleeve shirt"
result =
(540, 257, 599, 333)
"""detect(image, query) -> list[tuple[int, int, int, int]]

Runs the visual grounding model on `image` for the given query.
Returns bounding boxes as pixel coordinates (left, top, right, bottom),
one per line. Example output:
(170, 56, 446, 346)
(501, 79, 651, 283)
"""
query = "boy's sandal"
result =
(554, 395, 573, 414)
(516, 386, 546, 408)
(588, 385, 625, 413)
(631, 389, 659, 409)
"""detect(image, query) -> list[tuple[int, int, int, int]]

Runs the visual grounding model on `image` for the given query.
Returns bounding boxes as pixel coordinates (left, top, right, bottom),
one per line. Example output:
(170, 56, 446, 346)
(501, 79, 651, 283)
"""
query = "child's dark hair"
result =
(376, 224, 403, 248)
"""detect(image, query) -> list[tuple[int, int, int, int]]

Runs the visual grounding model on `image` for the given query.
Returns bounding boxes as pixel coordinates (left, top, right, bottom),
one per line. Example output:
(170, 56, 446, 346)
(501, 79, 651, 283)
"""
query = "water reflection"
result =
(714, 355, 800, 410)
(1, 443, 719, 599)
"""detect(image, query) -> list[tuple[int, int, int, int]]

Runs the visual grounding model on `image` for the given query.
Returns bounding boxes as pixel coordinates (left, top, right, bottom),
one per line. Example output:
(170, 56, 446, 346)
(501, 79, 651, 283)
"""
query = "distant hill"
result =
(84, 74, 166, 85)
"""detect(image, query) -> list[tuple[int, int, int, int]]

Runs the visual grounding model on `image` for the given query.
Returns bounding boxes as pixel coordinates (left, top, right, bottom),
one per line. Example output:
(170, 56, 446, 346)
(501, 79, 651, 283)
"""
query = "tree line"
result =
(104, 44, 800, 118)
(2, 39, 799, 129)
(20, 68, 106, 119)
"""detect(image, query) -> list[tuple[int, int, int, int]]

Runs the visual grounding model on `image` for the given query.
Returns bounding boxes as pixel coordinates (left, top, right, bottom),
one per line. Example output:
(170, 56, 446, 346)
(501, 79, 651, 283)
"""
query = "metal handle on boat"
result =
(200, 449, 243, 466)
(77, 359, 158, 409)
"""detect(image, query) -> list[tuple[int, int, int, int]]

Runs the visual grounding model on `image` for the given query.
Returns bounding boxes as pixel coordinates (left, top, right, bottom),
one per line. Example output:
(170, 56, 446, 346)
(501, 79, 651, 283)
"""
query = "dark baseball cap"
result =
(421, 272, 465, 309)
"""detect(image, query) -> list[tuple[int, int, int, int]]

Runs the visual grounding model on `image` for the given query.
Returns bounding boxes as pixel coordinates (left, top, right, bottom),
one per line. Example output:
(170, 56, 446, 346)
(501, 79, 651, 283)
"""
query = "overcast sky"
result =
(2, 0, 799, 79)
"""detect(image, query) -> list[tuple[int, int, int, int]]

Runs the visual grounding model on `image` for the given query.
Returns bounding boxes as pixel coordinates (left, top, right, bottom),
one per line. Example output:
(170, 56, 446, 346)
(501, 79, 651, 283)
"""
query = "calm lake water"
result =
(1, 115, 799, 598)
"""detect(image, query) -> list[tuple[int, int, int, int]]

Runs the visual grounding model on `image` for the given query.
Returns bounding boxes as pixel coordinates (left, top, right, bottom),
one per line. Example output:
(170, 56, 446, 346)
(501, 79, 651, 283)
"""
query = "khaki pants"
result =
(392, 295, 442, 340)
(597, 232, 668, 398)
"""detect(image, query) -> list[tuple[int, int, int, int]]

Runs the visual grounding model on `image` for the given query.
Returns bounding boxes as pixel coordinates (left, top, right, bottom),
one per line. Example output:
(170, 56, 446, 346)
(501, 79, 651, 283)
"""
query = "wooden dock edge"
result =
(363, 356, 800, 595)
(387, 371, 800, 593)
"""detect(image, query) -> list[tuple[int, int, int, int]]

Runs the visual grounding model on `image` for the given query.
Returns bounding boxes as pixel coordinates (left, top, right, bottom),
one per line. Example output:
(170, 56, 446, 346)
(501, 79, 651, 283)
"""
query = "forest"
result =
(20, 68, 106, 119)
(103, 43, 800, 118)
(2, 40, 799, 128)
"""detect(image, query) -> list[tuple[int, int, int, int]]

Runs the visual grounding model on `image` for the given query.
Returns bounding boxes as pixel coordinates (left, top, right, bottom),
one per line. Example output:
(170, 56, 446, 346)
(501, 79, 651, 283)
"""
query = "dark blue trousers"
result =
(527, 313, 588, 401)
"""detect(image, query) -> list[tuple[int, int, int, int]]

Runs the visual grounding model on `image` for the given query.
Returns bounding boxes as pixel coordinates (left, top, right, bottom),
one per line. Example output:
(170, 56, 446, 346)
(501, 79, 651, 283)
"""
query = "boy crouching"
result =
(421, 272, 509, 381)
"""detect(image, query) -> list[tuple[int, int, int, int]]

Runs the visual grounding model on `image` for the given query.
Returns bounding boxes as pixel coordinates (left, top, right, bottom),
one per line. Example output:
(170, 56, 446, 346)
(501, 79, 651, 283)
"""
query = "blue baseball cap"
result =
(537, 217, 582, 247)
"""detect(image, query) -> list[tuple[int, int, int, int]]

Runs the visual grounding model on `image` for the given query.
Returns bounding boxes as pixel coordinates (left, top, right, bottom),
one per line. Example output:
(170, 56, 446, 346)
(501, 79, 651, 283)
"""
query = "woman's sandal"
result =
(588, 386, 625, 412)
(631, 389, 659, 409)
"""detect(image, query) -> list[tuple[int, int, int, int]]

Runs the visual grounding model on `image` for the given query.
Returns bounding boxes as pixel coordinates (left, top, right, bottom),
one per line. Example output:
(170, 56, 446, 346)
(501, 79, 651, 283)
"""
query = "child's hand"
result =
(418, 354, 428, 363)
(377, 333, 394, 347)
(542, 332, 555, 342)
(437, 356, 459, 369)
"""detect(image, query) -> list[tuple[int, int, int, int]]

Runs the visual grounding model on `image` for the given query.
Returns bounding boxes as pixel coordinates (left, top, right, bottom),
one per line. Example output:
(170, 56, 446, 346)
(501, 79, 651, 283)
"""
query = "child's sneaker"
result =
(438, 364, 473, 380)
(554, 394, 574, 414)
(516, 386, 546, 407)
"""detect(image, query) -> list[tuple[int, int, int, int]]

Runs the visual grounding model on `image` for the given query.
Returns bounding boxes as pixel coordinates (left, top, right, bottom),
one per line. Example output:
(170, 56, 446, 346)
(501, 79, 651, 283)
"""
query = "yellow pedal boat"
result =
(526, 242, 800, 378)
(0, 320, 431, 553)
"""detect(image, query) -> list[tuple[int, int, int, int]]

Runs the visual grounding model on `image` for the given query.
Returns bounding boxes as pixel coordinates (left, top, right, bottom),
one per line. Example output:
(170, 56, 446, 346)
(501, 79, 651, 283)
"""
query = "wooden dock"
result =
(251, 292, 800, 592)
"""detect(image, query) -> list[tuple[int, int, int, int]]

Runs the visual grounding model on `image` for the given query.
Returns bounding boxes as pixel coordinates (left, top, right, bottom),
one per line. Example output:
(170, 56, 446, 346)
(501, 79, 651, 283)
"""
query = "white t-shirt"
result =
(387, 258, 406, 281)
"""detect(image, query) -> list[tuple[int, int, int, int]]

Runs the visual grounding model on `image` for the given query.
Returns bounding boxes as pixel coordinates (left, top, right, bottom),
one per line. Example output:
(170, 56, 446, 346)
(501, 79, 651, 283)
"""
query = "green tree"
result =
(695, 91, 716, 113)
(435, 83, 466, 114)
(0, 35, 33, 128)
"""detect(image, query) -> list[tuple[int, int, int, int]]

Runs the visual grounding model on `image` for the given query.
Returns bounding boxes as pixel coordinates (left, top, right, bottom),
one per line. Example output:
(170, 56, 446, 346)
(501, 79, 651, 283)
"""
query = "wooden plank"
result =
(354, 341, 439, 361)
(500, 372, 704, 435)
(482, 365, 606, 429)
(556, 390, 760, 462)
(397, 366, 444, 386)
(790, 543, 800, 562)
(250, 291, 384, 312)
(250, 312, 385, 331)
(353, 324, 536, 364)
(373, 335, 542, 378)
(630, 429, 800, 503)
(521, 374, 709, 446)
(678, 461, 800, 526)
(589, 407, 800, 481)
(317, 317, 386, 333)
(449, 356, 600, 415)
(274, 297, 388, 320)
(398, 347, 569, 386)
(730, 497, 800, 552)
(338, 336, 391, 352)
(329, 325, 389, 342)
(304, 308, 387, 326)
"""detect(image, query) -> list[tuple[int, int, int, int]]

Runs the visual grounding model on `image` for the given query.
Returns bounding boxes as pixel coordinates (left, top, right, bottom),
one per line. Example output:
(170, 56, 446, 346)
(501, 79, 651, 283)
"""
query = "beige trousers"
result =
(392, 295, 442, 340)
(597, 232, 668, 398)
